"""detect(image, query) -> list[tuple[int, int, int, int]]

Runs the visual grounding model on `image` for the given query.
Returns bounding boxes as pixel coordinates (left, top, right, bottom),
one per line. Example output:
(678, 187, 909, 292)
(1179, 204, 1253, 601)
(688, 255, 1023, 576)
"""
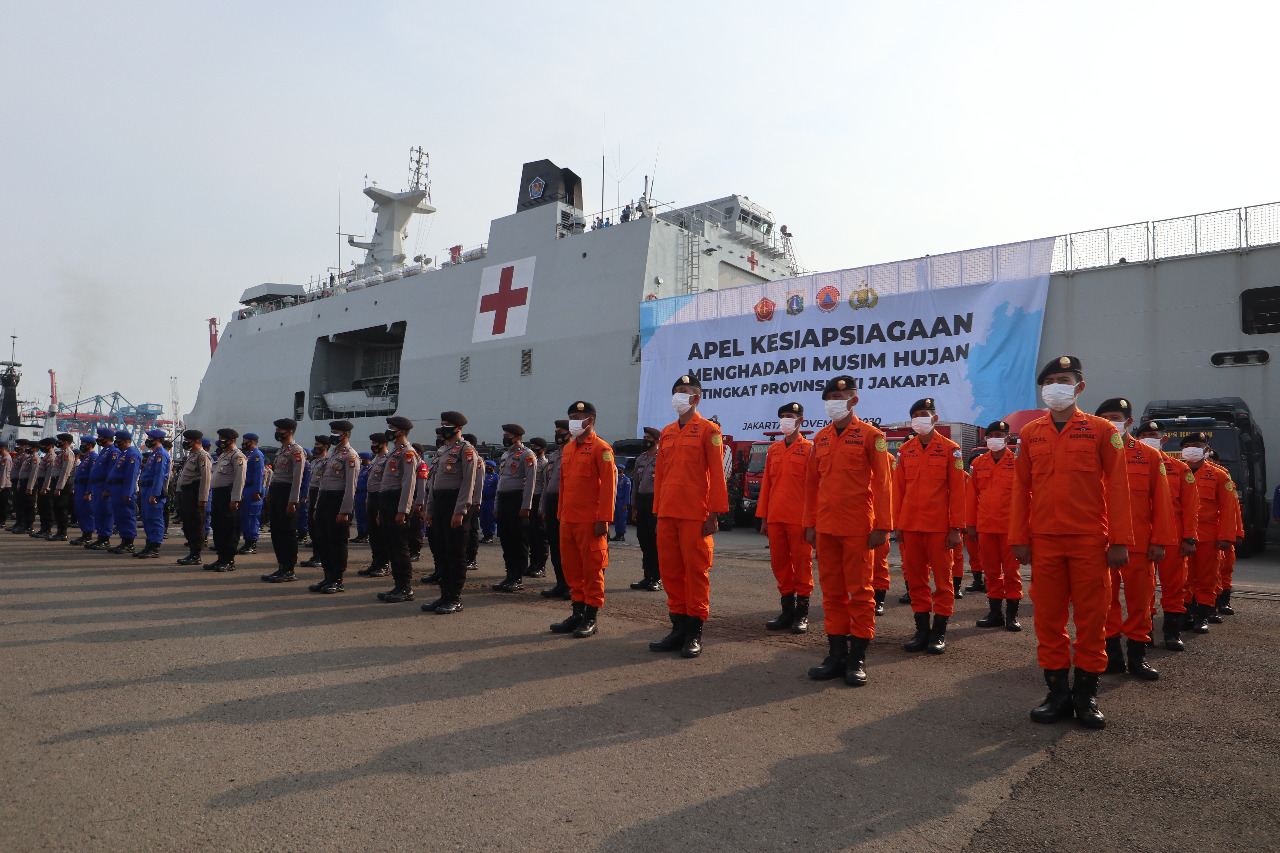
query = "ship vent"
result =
(631, 334, 642, 364)
(1211, 350, 1270, 367)
(460, 356, 470, 382)
(520, 349, 532, 376)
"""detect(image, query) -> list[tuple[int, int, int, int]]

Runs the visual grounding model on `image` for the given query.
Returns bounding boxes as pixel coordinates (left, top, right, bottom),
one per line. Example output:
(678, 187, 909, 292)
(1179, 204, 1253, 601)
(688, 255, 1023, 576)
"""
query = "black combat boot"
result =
(357, 563, 390, 577)
(47, 531, 68, 542)
(649, 614, 686, 652)
(419, 569, 442, 584)
(765, 594, 796, 631)
(1029, 669, 1074, 724)
(85, 536, 111, 551)
(176, 552, 202, 566)
(1162, 611, 1185, 651)
(237, 539, 257, 555)
(680, 617, 704, 658)
(550, 601, 585, 634)
(573, 605, 598, 638)
(791, 596, 810, 634)
(434, 597, 464, 614)
(965, 571, 986, 593)
(1189, 602, 1210, 634)
(898, 581, 911, 604)
(262, 568, 297, 583)
(644, 577, 664, 591)
(926, 614, 948, 654)
(108, 538, 135, 554)
(845, 636, 869, 687)
(420, 595, 447, 612)
(953, 577, 964, 599)
(903, 612, 931, 652)
(976, 598, 1005, 628)
(1206, 603, 1224, 625)
(874, 589, 886, 616)
(299, 555, 322, 568)
(1125, 638, 1158, 681)
(349, 532, 369, 544)
(808, 635, 848, 680)
(1072, 669, 1106, 729)
(1104, 636, 1125, 674)
(629, 576, 649, 589)
(68, 534, 87, 546)
(377, 587, 415, 603)
(133, 542, 160, 558)
(1216, 590, 1234, 616)
(1005, 599, 1022, 631)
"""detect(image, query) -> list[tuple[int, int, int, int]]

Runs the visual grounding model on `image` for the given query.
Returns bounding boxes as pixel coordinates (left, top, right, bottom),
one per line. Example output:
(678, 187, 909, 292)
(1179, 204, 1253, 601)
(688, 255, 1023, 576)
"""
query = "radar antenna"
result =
(408, 146, 431, 201)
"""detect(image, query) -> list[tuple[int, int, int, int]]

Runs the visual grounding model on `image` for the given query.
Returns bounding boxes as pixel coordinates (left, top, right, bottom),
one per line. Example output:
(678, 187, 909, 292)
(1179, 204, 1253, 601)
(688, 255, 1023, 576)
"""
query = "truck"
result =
(1141, 397, 1268, 556)
(881, 421, 984, 462)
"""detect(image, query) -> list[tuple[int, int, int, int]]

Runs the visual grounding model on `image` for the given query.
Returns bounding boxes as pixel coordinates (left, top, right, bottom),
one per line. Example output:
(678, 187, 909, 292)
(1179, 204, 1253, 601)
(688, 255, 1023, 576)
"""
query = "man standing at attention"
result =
(755, 402, 814, 634)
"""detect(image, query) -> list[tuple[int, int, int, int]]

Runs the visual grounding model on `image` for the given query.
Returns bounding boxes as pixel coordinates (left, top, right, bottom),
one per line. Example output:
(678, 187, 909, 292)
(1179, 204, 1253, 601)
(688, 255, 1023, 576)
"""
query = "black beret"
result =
(985, 421, 1011, 433)
(217, 428, 239, 440)
(411, 442, 426, 454)
(56, 433, 73, 443)
(462, 433, 478, 445)
(440, 410, 467, 427)
(778, 402, 804, 418)
(643, 427, 661, 441)
(554, 420, 570, 431)
(386, 415, 413, 431)
(366, 432, 386, 443)
(821, 375, 857, 400)
(183, 429, 203, 441)
(273, 418, 297, 431)
(1180, 432, 1210, 447)
(528, 436, 547, 449)
(39, 437, 55, 446)
(672, 373, 702, 393)
(501, 423, 525, 437)
(1134, 420, 1162, 435)
(568, 401, 596, 416)
(313, 435, 331, 446)
(1095, 397, 1132, 418)
(909, 398, 936, 415)
(329, 420, 354, 433)
(1037, 355, 1083, 385)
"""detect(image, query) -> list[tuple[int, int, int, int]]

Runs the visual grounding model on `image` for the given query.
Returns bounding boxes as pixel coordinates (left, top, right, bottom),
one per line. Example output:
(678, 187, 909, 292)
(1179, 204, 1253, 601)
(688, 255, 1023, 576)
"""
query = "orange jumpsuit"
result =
(892, 431, 965, 617)
(1010, 411, 1133, 673)
(653, 412, 730, 620)
(968, 448, 1021, 600)
(1186, 461, 1235, 608)
(872, 455, 897, 592)
(1105, 436, 1175, 643)
(557, 433, 617, 609)
(802, 415, 892, 639)
(1215, 475, 1244, 597)
(1154, 453, 1198, 615)
(755, 434, 814, 597)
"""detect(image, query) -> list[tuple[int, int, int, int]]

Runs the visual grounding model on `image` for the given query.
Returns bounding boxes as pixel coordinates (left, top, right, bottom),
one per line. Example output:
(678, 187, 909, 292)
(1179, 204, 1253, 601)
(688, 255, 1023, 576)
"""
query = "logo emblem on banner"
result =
(849, 283, 879, 310)
(785, 291, 804, 316)
(816, 285, 840, 312)
(753, 297, 775, 322)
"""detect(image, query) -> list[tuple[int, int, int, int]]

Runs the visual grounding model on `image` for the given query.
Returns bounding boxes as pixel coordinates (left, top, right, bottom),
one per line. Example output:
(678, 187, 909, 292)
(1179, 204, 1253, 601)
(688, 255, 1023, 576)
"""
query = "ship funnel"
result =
(517, 160, 583, 213)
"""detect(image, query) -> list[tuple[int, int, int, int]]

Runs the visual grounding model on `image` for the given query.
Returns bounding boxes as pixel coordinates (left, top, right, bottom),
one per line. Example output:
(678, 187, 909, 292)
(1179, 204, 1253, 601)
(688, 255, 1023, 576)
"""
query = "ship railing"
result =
(1052, 201, 1280, 273)
(583, 199, 678, 231)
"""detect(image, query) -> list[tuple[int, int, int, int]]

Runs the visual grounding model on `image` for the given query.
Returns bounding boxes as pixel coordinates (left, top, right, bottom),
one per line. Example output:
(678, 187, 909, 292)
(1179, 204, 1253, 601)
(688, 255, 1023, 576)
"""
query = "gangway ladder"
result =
(780, 225, 804, 277)
(684, 221, 702, 294)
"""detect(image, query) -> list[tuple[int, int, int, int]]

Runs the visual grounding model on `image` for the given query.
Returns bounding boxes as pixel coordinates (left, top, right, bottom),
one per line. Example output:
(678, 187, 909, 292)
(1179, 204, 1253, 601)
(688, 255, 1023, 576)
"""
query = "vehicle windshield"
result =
(746, 443, 770, 474)
(1160, 426, 1240, 463)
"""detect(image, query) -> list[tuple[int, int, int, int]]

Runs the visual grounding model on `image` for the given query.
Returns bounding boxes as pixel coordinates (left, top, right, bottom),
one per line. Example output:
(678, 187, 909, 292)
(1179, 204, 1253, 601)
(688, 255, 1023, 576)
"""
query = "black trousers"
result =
(378, 492, 414, 588)
(179, 483, 203, 555)
(465, 508, 480, 563)
(543, 493, 563, 586)
(19, 484, 36, 529)
(410, 513, 424, 556)
(636, 493, 659, 581)
(315, 490, 351, 580)
(53, 488, 71, 534)
(366, 491, 387, 567)
(431, 490, 468, 599)
(36, 490, 52, 532)
(527, 494, 547, 572)
(267, 484, 298, 570)
(210, 486, 241, 563)
(0, 487, 11, 526)
(496, 490, 528, 580)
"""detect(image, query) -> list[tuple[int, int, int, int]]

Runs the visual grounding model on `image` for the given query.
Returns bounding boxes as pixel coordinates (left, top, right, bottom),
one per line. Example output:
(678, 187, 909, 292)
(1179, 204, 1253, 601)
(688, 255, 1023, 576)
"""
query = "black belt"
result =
(107, 480, 123, 485)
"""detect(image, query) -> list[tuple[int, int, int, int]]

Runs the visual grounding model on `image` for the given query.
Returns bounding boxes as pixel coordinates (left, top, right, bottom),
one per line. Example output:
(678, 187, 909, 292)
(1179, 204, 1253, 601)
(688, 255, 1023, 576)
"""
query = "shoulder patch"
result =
(1159, 462, 1167, 475)
(349, 459, 357, 468)
(1226, 480, 1236, 493)
(602, 450, 614, 463)
(235, 456, 244, 465)
(874, 438, 887, 452)
(710, 435, 722, 447)
(952, 449, 962, 458)
(954, 458, 964, 470)
(465, 450, 474, 461)
(1185, 472, 1195, 484)
(294, 451, 303, 461)
(1110, 433, 1123, 449)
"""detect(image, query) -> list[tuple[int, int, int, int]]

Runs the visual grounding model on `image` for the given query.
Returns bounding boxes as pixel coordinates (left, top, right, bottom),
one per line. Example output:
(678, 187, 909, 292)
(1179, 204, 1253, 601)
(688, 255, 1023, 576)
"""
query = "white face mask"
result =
(568, 419, 589, 437)
(1140, 437, 1163, 450)
(1106, 418, 1128, 432)
(778, 416, 798, 435)
(824, 398, 851, 421)
(911, 416, 935, 435)
(672, 393, 693, 415)
(986, 437, 1007, 452)
(1040, 382, 1078, 412)
(1181, 446, 1205, 463)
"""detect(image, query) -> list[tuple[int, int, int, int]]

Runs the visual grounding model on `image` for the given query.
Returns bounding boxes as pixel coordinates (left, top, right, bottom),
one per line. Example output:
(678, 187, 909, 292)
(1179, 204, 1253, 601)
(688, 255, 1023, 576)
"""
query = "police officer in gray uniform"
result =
(375, 416, 419, 603)
(539, 420, 573, 599)
(494, 423, 537, 591)
(421, 412, 478, 614)
(629, 426, 663, 591)
(206, 428, 246, 572)
(48, 433, 76, 541)
(262, 418, 306, 582)
(462, 433, 484, 572)
(358, 432, 391, 578)
(175, 430, 213, 566)
(300, 435, 329, 566)
(309, 420, 360, 593)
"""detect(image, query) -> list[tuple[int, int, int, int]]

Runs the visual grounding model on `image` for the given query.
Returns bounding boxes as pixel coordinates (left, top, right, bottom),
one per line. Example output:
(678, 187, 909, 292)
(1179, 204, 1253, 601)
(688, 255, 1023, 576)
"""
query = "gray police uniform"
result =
(314, 443, 360, 582)
(177, 447, 213, 559)
(496, 443, 537, 581)
(425, 437, 478, 604)
(542, 446, 566, 586)
(268, 439, 305, 571)
(632, 450, 660, 584)
(365, 450, 390, 569)
(378, 443, 419, 589)
(209, 447, 247, 565)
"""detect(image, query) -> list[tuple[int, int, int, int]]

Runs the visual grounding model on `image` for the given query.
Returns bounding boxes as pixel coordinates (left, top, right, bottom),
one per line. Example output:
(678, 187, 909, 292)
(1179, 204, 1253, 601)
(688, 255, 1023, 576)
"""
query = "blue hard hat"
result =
(146, 429, 166, 440)
(96, 427, 114, 438)
(114, 430, 131, 441)
(358, 451, 373, 460)
(79, 435, 95, 444)
(243, 432, 259, 441)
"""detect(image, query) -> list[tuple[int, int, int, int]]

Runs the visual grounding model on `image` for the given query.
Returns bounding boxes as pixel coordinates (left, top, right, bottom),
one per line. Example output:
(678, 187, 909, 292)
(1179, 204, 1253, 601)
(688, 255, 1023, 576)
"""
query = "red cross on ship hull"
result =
(480, 265, 529, 335)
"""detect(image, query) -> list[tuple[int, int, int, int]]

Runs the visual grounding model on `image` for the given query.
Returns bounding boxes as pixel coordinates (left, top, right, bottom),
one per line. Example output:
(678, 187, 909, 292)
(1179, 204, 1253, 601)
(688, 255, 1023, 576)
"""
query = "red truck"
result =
(881, 421, 985, 465)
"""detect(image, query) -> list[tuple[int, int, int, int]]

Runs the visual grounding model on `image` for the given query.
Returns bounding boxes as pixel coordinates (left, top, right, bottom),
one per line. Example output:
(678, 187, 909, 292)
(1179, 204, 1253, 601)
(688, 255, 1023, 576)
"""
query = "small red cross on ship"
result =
(747, 251, 759, 271)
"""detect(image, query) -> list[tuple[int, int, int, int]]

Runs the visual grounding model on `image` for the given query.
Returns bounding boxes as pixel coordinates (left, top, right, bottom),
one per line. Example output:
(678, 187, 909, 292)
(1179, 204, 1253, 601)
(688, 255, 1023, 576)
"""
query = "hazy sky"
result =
(3, 1, 1276, 420)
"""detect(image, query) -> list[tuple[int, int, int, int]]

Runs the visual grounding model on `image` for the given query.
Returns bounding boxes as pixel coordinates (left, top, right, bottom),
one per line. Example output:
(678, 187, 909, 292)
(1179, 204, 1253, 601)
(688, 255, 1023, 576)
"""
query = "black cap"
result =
(217, 427, 239, 440)
(462, 433, 478, 445)
(778, 402, 803, 418)
(313, 435, 331, 446)
(440, 410, 467, 427)
(329, 420, 354, 433)
(386, 415, 413, 432)
(909, 398, 936, 415)
(1180, 432, 1210, 447)
(56, 433, 73, 443)
(1095, 397, 1132, 418)
(643, 427, 661, 441)
(568, 401, 596, 416)
(985, 421, 1011, 433)
(554, 419, 570, 431)
(821, 375, 856, 400)
(273, 418, 297, 431)
(1135, 420, 1162, 435)
(528, 436, 547, 450)
(501, 423, 525, 437)
(183, 429, 203, 441)
(1037, 355, 1083, 385)
(39, 437, 55, 446)
(368, 432, 387, 444)
(672, 373, 702, 393)
(15, 439, 28, 446)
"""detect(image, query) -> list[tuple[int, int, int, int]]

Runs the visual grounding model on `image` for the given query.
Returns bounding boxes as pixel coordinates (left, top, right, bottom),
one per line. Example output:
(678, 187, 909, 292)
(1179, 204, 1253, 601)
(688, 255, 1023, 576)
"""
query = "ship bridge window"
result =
(308, 322, 405, 421)
(1241, 286, 1280, 334)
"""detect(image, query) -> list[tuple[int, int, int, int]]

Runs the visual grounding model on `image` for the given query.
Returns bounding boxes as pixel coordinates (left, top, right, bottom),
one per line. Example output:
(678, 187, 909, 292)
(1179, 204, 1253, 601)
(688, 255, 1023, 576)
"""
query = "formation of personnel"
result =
(0, 355, 1252, 729)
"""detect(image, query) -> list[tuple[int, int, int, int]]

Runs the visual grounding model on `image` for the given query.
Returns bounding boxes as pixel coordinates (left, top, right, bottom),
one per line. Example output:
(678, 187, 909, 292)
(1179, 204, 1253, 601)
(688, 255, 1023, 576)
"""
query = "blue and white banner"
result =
(637, 238, 1054, 437)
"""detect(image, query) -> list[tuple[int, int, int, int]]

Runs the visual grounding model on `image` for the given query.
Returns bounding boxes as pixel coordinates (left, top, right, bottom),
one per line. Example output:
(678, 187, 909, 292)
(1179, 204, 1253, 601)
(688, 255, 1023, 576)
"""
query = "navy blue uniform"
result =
(240, 447, 265, 542)
(138, 447, 171, 545)
(110, 445, 143, 540)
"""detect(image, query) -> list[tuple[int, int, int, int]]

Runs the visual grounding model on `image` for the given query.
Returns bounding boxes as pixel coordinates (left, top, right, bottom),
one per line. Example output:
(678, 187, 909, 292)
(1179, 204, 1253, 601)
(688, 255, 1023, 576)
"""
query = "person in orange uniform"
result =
(1094, 399, 1175, 681)
(1179, 433, 1236, 635)
(892, 398, 966, 655)
(1132, 421, 1199, 650)
(548, 401, 617, 639)
(1011, 356, 1133, 730)
(967, 421, 1022, 631)
(1209, 449, 1244, 621)
(649, 374, 730, 658)
(756, 402, 814, 634)
(802, 375, 893, 686)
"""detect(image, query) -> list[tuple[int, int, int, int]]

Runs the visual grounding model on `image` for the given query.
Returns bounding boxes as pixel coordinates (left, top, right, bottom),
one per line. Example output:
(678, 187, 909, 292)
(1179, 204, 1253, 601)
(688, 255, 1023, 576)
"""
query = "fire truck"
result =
(881, 421, 985, 463)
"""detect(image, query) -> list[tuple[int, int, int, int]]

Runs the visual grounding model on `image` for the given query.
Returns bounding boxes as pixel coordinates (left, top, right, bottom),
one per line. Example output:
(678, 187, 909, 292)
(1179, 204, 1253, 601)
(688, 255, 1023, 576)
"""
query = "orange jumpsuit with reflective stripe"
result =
(968, 448, 1021, 600)
(1186, 461, 1235, 608)
(892, 431, 965, 617)
(802, 416, 892, 639)
(755, 434, 814, 597)
(653, 412, 729, 620)
(1154, 452, 1198, 615)
(1215, 475, 1244, 596)
(1106, 436, 1175, 643)
(1010, 411, 1133, 673)
(557, 433, 616, 608)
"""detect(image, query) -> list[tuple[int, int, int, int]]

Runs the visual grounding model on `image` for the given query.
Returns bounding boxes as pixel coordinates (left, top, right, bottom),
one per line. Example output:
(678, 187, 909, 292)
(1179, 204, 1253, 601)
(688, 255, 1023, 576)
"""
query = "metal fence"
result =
(1051, 201, 1280, 273)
